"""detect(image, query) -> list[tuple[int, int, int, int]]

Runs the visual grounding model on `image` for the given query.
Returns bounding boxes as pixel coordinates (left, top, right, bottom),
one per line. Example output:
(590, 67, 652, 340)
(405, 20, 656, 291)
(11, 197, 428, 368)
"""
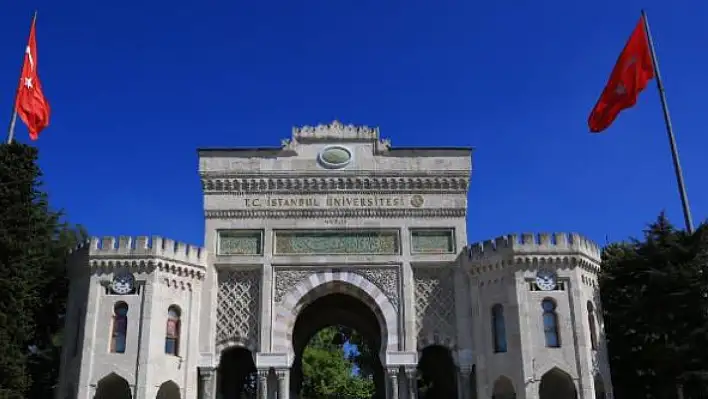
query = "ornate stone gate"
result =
(198, 121, 472, 399)
(58, 121, 612, 399)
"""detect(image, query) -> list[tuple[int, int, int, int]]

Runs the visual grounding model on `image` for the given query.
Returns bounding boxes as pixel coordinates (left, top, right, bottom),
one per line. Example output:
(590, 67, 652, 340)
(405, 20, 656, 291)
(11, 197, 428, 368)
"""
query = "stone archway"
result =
(94, 372, 132, 399)
(155, 380, 180, 399)
(492, 375, 516, 399)
(290, 292, 386, 398)
(539, 367, 577, 399)
(417, 345, 458, 399)
(217, 346, 257, 399)
(273, 271, 399, 358)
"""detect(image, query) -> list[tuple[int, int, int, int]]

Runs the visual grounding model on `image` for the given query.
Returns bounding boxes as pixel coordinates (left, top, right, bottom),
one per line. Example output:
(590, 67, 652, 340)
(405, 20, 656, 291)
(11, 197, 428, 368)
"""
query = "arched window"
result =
(491, 304, 507, 353)
(587, 301, 598, 350)
(111, 302, 128, 353)
(542, 299, 560, 348)
(165, 306, 181, 356)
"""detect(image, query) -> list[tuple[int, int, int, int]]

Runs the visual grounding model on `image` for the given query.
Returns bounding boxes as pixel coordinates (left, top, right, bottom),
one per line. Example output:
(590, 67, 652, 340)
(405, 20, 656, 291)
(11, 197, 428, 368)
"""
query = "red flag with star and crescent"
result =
(588, 16, 654, 133)
(15, 16, 51, 141)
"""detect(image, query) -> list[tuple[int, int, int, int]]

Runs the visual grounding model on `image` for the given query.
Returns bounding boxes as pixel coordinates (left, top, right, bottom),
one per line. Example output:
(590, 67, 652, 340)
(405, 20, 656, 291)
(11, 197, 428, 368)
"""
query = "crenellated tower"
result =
(464, 232, 611, 399)
(57, 236, 207, 399)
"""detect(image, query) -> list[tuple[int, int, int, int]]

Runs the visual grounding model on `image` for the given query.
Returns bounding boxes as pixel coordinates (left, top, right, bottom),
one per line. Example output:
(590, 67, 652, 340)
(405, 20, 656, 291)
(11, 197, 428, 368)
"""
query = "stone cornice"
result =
(88, 258, 206, 281)
(205, 208, 466, 219)
(200, 175, 470, 194)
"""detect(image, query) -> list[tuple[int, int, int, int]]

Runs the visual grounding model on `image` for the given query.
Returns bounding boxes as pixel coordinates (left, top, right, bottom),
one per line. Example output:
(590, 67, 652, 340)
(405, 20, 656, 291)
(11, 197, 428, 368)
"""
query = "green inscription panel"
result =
(275, 230, 400, 255)
(219, 231, 263, 255)
(411, 229, 455, 254)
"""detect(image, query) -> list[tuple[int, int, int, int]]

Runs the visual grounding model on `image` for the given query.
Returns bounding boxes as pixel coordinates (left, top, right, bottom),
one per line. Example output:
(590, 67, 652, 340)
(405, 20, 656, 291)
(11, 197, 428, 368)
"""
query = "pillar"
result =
(405, 367, 417, 399)
(459, 366, 472, 399)
(388, 367, 400, 399)
(198, 367, 216, 399)
(276, 369, 290, 399)
(258, 369, 269, 399)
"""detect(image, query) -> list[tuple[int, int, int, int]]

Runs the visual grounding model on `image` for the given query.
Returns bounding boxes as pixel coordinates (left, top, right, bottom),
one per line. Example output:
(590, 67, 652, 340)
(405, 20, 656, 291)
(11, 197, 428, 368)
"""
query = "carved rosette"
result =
(413, 267, 456, 347)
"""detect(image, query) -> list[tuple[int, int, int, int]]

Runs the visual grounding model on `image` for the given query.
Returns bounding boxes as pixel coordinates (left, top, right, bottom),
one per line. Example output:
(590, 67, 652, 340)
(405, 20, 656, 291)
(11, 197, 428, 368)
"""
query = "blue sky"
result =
(1, 0, 706, 247)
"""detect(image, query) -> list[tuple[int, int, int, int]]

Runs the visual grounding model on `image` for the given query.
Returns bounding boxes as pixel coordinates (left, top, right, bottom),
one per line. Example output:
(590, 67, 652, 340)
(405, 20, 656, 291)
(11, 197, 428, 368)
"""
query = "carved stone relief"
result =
(413, 267, 456, 346)
(216, 269, 261, 349)
(274, 267, 400, 311)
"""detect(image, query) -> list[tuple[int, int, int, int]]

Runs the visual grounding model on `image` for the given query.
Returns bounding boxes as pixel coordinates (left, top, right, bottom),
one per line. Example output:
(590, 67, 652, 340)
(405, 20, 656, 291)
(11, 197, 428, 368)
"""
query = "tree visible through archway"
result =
(291, 292, 386, 399)
(417, 345, 458, 398)
(298, 326, 377, 398)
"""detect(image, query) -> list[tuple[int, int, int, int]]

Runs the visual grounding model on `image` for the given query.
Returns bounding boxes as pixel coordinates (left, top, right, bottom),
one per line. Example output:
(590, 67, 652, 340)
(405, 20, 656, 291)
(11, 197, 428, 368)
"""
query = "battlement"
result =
(466, 232, 601, 262)
(72, 236, 207, 266)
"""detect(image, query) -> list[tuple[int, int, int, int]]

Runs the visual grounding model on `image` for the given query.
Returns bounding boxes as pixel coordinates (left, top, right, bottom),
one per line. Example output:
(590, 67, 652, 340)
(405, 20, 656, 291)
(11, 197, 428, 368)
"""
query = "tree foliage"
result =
(0, 143, 85, 398)
(601, 213, 708, 398)
(300, 327, 376, 398)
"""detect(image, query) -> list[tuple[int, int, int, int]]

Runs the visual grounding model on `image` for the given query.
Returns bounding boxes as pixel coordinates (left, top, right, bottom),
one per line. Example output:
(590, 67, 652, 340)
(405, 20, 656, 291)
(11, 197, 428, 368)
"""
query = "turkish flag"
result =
(15, 17, 50, 141)
(588, 16, 654, 133)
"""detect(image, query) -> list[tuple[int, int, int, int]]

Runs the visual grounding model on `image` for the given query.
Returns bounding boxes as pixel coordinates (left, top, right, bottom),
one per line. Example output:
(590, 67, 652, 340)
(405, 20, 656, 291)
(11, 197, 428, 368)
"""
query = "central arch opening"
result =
(291, 292, 386, 399)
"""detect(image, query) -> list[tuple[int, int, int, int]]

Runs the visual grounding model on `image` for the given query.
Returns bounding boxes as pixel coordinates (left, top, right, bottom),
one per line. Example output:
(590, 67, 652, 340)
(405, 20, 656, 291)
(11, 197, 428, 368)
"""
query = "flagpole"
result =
(641, 10, 694, 234)
(6, 10, 38, 145)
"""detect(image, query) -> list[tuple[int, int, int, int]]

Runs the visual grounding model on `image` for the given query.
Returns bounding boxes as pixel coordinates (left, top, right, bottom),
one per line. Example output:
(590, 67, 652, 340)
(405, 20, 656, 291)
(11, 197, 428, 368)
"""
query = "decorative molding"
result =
(88, 259, 205, 280)
(273, 267, 400, 311)
(200, 175, 469, 195)
(206, 208, 466, 219)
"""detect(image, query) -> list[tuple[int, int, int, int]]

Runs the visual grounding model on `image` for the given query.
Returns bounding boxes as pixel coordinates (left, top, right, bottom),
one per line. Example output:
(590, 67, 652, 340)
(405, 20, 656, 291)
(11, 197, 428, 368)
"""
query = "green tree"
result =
(0, 143, 85, 398)
(300, 327, 376, 398)
(600, 213, 708, 398)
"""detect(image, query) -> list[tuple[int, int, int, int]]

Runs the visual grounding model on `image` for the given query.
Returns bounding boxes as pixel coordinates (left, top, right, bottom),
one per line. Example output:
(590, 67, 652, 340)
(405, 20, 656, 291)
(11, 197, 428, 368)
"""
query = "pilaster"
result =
(276, 368, 290, 399)
(387, 367, 400, 399)
(405, 367, 417, 399)
(258, 369, 269, 399)
(198, 367, 216, 399)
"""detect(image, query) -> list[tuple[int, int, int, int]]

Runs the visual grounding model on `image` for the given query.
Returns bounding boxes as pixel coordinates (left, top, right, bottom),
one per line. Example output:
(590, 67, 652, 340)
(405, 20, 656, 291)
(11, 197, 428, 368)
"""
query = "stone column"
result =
(258, 369, 269, 399)
(405, 367, 417, 399)
(198, 367, 217, 399)
(388, 367, 400, 399)
(458, 367, 472, 399)
(276, 369, 290, 399)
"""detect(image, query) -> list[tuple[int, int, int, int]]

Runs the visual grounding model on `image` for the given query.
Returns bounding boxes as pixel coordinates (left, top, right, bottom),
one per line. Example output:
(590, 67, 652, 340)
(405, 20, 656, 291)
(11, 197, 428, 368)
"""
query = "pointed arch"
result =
(94, 372, 132, 399)
(155, 380, 180, 399)
(272, 271, 399, 356)
(539, 367, 577, 399)
(491, 375, 516, 399)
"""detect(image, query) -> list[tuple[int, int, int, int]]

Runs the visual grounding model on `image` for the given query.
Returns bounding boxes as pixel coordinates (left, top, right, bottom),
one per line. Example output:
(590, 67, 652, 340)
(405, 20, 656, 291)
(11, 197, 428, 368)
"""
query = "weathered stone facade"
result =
(57, 121, 612, 399)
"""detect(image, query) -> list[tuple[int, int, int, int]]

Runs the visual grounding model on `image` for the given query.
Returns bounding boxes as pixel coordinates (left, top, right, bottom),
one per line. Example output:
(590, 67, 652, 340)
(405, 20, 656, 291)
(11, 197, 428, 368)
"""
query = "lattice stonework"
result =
(413, 267, 456, 343)
(216, 269, 261, 348)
